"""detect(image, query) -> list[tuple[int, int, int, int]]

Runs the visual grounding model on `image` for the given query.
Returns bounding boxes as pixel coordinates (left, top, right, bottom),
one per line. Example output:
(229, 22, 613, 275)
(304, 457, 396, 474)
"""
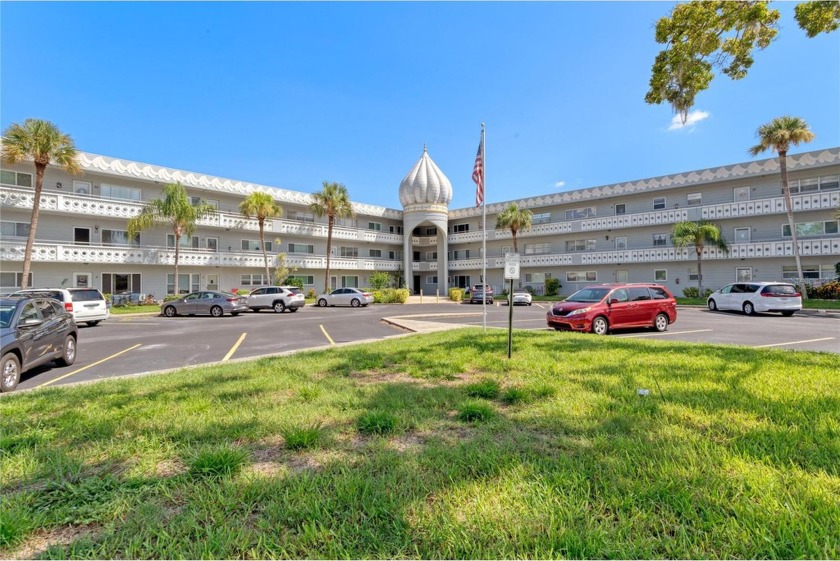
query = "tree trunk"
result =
(696, 251, 703, 295)
(779, 150, 809, 300)
(173, 225, 182, 295)
(259, 219, 270, 284)
(324, 216, 334, 293)
(20, 163, 46, 289)
(511, 229, 518, 254)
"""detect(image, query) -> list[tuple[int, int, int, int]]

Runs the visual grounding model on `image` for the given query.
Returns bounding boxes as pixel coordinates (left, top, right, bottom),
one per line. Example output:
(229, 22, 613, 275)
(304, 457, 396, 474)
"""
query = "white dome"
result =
(399, 147, 452, 208)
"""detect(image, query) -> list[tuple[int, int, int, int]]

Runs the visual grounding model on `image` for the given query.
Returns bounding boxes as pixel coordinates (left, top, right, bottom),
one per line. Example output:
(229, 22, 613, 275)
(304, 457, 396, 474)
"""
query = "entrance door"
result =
(413, 275, 421, 294)
(206, 274, 219, 291)
(74, 227, 91, 245)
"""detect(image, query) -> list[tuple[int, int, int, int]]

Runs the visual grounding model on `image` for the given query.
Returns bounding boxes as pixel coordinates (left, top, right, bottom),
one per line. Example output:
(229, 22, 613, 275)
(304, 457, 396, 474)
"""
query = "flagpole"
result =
(481, 123, 487, 331)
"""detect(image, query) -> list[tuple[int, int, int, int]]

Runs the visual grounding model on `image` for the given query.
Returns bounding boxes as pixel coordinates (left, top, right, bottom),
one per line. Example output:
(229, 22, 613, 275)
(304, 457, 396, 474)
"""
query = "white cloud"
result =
(554, 181, 566, 188)
(668, 110, 710, 131)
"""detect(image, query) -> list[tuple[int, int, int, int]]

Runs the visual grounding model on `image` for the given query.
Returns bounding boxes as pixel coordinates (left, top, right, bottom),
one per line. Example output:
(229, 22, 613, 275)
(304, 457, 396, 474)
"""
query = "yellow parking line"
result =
(319, 324, 335, 345)
(754, 337, 835, 348)
(222, 333, 247, 361)
(38, 343, 142, 389)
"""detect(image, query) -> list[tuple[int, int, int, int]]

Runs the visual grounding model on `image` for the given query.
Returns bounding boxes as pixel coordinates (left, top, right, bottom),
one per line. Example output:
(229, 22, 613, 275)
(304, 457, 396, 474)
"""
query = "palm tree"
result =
(1, 119, 81, 289)
(749, 116, 816, 300)
(671, 220, 730, 294)
(495, 203, 533, 253)
(239, 192, 283, 284)
(310, 181, 354, 292)
(128, 183, 215, 295)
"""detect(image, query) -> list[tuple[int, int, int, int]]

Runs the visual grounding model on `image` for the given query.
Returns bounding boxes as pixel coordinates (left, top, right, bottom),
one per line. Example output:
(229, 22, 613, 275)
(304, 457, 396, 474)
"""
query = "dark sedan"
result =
(1, 296, 78, 392)
(161, 291, 249, 317)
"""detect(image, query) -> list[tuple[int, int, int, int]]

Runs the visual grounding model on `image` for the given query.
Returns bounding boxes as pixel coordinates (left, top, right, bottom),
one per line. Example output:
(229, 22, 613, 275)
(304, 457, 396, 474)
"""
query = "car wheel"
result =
(56, 335, 77, 367)
(86, 320, 101, 327)
(553, 326, 562, 331)
(591, 316, 609, 335)
(654, 313, 669, 332)
(163, 306, 177, 317)
(708, 299, 717, 311)
(350, 298, 361, 308)
(781, 311, 795, 317)
(274, 301, 286, 313)
(743, 301, 756, 316)
(318, 299, 328, 307)
(1, 353, 21, 392)
(210, 306, 224, 317)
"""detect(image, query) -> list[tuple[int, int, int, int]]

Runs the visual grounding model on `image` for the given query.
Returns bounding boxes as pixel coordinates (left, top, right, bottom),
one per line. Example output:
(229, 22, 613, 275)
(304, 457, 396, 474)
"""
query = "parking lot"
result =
(8, 302, 840, 392)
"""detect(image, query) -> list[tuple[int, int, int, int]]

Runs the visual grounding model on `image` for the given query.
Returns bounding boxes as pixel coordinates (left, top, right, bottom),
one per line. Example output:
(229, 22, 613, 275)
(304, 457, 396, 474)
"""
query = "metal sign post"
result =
(504, 253, 520, 359)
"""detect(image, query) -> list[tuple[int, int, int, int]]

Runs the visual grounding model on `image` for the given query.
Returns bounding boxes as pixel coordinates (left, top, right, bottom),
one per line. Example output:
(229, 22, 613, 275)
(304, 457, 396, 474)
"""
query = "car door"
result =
(248, 287, 267, 309)
(331, 288, 349, 306)
(180, 292, 202, 314)
(197, 292, 219, 314)
(605, 288, 633, 328)
(717, 284, 734, 310)
(627, 287, 655, 325)
(15, 301, 50, 369)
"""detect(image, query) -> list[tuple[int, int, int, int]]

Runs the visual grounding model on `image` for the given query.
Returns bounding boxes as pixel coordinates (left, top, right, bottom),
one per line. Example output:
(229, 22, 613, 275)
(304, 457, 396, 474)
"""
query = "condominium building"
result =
(1, 147, 838, 298)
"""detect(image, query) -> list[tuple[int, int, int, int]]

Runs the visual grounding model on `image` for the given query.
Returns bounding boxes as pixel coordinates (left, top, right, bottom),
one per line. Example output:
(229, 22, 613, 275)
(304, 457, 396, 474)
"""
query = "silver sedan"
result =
(161, 291, 249, 317)
(316, 288, 374, 308)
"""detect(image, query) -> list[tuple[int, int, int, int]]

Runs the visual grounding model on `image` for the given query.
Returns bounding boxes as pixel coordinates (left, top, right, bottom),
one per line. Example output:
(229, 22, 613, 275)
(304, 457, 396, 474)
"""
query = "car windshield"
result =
(0, 304, 15, 328)
(566, 287, 610, 303)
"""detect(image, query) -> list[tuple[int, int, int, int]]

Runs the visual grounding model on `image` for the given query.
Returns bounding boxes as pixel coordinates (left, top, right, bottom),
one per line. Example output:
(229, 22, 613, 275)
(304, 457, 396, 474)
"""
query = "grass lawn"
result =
(1, 329, 838, 559)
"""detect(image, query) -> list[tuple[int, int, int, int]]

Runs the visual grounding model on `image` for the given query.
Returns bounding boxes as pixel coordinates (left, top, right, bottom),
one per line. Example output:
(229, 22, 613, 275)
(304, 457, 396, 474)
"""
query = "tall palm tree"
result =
(495, 203, 533, 253)
(239, 192, 283, 284)
(749, 116, 815, 300)
(310, 181, 354, 292)
(671, 220, 730, 294)
(1, 119, 81, 289)
(128, 183, 215, 295)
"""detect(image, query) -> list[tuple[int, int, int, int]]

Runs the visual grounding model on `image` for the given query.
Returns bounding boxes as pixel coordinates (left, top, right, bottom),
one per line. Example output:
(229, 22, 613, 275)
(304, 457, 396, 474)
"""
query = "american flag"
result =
(472, 137, 484, 207)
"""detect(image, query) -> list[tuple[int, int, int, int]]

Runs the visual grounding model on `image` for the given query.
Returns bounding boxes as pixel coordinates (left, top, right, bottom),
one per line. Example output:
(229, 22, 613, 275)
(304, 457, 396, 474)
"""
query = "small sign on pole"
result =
(504, 253, 520, 358)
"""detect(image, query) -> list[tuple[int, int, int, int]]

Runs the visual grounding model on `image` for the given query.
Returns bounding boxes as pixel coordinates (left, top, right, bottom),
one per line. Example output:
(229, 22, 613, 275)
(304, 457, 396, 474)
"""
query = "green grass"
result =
(1, 329, 838, 559)
(108, 304, 161, 315)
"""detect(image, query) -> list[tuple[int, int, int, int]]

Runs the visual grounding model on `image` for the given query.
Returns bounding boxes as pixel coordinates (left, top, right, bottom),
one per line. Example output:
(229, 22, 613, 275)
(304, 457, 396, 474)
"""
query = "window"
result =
(0, 272, 32, 288)
(799, 178, 819, 193)
(288, 275, 315, 285)
(335, 217, 357, 228)
(736, 267, 752, 282)
(615, 203, 626, 215)
(734, 227, 751, 242)
(341, 276, 358, 288)
(101, 273, 141, 294)
(653, 197, 666, 210)
(782, 265, 834, 280)
(0, 169, 33, 187)
(368, 222, 382, 231)
(733, 186, 750, 202)
(654, 270, 667, 281)
(0, 221, 30, 238)
(190, 196, 219, 210)
(688, 268, 699, 281)
(566, 271, 597, 282)
(687, 193, 702, 206)
(615, 237, 628, 250)
(74, 227, 91, 245)
(532, 212, 551, 224)
(425, 227, 437, 236)
(339, 246, 358, 258)
(206, 237, 218, 251)
(426, 276, 437, 285)
(820, 175, 839, 190)
(73, 181, 92, 195)
(388, 250, 403, 260)
(652, 233, 668, 247)
(242, 239, 273, 252)
(565, 239, 596, 252)
(167, 234, 199, 249)
(288, 243, 314, 254)
(450, 249, 470, 260)
(287, 211, 315, 222)
(425, 251, 438, 261)
(525, 273, 546, 283)
(524, 242, 551, 254)
(102, 229, 139, 246)
(369, 249, 382, 258)
(615, 270, 628, 283)
(451, 223, 470, 233)
(101, 184, 141, 201)
(240, 274, 268, 286)
(388, 225, 403, 234)
(782, 220, 839, 237)
(167, 273, 200, 295)
(451, 275, 471, 288)
(565, 206, 595, 220)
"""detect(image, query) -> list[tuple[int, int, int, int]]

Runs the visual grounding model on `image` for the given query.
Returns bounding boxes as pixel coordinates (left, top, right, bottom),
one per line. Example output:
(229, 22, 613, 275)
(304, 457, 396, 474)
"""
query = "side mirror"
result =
(609, 298, 620, 305)
(19, 317, 44, 328)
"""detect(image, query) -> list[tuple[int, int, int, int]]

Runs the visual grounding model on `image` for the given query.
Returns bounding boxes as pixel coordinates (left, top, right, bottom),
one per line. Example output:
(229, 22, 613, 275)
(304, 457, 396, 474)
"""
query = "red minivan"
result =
(546, 283, 677, 335)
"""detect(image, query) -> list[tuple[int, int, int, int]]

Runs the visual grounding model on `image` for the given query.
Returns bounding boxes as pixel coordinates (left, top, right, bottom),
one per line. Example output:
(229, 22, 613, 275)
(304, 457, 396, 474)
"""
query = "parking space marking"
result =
(37, 343, 142, 389)
(533, 303, 545, 309)
(617, 329, 714, 338)
(319, 324, 336, 345)
(754, 337, 836, 348)
(222, 333, 247, 361)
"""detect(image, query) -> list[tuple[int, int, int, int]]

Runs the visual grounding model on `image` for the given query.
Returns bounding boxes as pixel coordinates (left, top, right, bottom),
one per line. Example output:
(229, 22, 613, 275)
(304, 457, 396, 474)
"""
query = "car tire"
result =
(210, 306, 224, 317)
(654, 313, 669, 332)
(743, 302, 756, 316)
(86, 320, 101, 327)
(708, 299, 717, 311)
(591, 316, 609, 335)
(351, 298, 361, 308)
(56, 335, 77, 367)
(781, 311, 795, 317)
(163, 306, 177, 317)
(318, 299, 328, 307)
(1, 353, 21, 392)
(274, 301, 286, 313)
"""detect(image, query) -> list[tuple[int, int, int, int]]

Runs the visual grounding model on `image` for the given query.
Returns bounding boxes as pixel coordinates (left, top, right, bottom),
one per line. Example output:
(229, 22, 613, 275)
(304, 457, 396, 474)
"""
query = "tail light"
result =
(761, 292, 799, 298)
(363, 293, 372, 297)
(64, 302, 73, 312)
(226, 298, 238, 302)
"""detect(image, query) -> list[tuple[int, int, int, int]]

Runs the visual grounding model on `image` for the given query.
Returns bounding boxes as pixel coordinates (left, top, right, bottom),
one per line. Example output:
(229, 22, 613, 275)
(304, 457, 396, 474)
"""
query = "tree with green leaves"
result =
(1, 119, 81, 289)
(309, 181, 354, 292)
(495, 203, 534, 253)
(239, 192, 283, 284)
(749, 116, 816, 300)
(646, 1, 839, 122)
(128, 183, 216, 295)
(671, 220, 730, 295)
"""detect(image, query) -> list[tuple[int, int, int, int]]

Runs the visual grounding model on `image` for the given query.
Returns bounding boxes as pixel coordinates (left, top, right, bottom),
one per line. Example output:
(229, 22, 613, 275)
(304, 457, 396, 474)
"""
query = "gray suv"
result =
(245, 286, 305, 313)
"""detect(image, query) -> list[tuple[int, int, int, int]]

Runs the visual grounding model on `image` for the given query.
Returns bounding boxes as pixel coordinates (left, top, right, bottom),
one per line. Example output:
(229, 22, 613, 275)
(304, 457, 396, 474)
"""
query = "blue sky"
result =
(1, 2, 838, 211)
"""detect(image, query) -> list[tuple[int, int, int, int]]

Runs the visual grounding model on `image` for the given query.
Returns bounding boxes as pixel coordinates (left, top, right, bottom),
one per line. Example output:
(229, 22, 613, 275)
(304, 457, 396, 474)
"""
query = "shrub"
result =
(307, 288, 317, 299)
(356, 411, 398, 435)
(808, 280, 840, 300)
(280, 422, 323, 450)
(683, 287, 699, 298)
(282, 276, 304, 289)
(369, 271, 392, 290)
(464, 378, 501, 399)
(545, 277, 561, 296)
(449, 287, 463, 302)
(372, 288, 410, 303)
(188, 446, 249, 479)
(456, 401, 495, 423)
(163, 294, 181, 302)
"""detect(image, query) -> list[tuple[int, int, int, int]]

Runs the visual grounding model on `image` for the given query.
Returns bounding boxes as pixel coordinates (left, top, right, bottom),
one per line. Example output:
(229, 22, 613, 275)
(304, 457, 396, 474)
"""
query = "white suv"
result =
(12, 288, 110, 326)
(245, 286, 305, 313)
(706, 282, 802, 316)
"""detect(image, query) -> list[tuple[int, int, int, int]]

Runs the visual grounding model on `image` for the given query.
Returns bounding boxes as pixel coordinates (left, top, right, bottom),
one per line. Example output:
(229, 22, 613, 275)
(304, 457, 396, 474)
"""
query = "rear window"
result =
(762, 284, 797, 296)
(649, 287, 671, 300)
(284, 287, 303, 295)
(69, 289, 105, 302)
(14, 290, 64, 301)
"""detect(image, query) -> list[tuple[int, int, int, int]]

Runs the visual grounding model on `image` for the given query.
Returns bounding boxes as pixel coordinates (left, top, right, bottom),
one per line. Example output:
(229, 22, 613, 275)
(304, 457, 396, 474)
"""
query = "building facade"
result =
(1, 147, 839, 298)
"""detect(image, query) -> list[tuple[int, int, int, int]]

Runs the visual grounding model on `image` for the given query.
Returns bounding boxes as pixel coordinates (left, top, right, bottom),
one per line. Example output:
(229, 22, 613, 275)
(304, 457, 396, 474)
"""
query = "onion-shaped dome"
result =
(399, 146, 453, 208)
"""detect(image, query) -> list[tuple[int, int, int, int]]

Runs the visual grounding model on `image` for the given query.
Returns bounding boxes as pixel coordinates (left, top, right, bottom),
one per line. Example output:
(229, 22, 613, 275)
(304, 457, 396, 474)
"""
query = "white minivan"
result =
(12, 288, 110, 326)
(706, 282, 802, 316)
